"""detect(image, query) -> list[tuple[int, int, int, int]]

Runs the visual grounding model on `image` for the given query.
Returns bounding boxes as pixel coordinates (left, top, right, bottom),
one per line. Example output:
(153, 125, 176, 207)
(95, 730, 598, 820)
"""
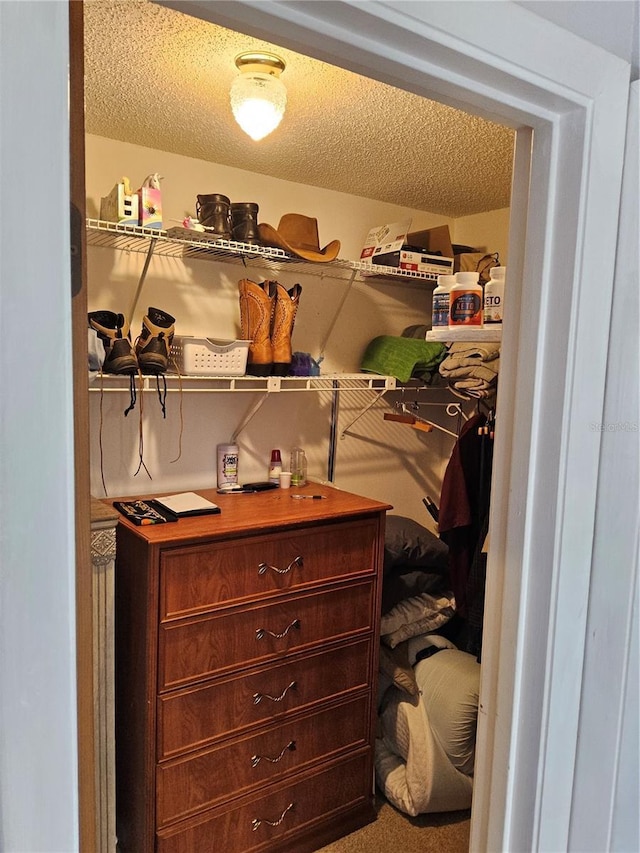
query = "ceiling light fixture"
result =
(230, 52, 287, 142)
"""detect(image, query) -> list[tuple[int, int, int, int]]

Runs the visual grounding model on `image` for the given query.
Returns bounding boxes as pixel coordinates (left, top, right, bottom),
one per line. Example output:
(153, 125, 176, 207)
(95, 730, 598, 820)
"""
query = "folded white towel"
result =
(444, 341, 500, 362)
(440, 360, 500, 384)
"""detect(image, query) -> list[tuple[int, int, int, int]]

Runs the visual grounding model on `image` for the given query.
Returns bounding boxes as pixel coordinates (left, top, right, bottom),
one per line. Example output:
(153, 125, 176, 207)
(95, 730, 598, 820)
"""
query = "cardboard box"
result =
(372, 247, 453, 276)
(406, 224, 454, 260)
(360, 219, 411, 262)
(137, 186, 162, 229)
(360, 221, 454, 275)
(399, 248, 453, 275)
(100, 181, 139, 224)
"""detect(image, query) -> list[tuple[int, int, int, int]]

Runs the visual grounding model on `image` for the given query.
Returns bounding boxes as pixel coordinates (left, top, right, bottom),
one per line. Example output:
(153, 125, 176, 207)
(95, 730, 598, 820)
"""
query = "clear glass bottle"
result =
(290, 447, 307, 486)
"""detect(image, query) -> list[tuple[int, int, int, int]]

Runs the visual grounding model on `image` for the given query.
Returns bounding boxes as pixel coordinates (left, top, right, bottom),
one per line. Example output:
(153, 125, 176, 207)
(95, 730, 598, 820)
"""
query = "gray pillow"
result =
(384, 515, 449, 575)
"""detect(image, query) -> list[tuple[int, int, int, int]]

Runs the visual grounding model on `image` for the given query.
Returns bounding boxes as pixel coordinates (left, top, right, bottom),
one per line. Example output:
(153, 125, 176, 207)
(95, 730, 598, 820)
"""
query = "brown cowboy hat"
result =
(258, 213, 341, 263)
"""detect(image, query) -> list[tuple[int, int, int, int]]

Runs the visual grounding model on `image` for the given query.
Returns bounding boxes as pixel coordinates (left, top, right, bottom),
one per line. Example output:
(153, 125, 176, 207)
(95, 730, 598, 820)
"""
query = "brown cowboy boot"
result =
(238, 279, 276, 375)
(271, 282, 302, 376)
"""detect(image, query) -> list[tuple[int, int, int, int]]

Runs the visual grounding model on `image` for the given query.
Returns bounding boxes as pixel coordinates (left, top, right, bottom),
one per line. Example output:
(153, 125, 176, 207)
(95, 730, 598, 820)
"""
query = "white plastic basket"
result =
(169, 336, 251, 376)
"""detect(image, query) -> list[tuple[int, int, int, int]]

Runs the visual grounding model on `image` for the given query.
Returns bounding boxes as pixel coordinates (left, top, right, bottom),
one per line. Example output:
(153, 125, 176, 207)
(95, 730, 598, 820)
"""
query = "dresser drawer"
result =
(159, 581, 374, 690)
(156, 751, 371, 853)
(156, 695, 370, 827)
(158, 639, 372, 759)
(159, 519, 378, 619)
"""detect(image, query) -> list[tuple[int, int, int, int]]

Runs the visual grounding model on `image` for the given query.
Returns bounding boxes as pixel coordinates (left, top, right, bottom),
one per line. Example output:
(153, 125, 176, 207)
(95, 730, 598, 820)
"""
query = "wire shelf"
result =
(88, 373, 398, 394)
(86, 219, 440, 285)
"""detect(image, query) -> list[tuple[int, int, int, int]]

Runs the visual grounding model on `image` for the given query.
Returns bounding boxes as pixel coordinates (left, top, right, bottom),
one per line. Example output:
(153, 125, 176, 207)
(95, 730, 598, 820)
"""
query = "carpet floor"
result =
(318, 795, 471, 853)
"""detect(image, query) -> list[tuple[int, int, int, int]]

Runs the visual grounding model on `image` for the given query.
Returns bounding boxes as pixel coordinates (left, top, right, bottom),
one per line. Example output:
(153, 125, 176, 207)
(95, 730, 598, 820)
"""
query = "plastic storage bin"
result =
(169, 336, 251, 376)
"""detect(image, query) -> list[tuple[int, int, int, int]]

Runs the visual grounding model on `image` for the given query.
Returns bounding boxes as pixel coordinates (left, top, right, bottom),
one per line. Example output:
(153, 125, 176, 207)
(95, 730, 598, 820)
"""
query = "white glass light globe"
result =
(230, 72, 287, 141)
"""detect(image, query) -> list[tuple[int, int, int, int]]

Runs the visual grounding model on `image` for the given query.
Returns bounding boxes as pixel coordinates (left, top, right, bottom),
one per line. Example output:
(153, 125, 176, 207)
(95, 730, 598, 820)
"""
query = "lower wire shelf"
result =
(88, 373, 398, 393)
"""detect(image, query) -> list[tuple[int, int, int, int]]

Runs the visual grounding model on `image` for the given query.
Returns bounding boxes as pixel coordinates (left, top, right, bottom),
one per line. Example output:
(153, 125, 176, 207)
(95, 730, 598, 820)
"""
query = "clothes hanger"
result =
(446, 402, 469, 423)
(383, 410, 433, 433)
(382, 391, 472, 438)
(476, 404, 496, 439)
(384, 402, 468, 436)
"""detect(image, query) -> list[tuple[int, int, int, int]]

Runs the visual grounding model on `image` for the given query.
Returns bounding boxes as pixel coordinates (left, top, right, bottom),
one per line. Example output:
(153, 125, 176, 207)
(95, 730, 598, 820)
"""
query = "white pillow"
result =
(380, 592, 455, 648)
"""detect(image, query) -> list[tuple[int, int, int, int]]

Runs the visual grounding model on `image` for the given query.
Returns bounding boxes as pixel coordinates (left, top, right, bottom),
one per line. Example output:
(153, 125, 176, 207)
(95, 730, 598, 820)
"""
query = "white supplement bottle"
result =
(483, 266, 506, 325)
(432, 274, 456, 328)
(449, 271, 483, 327)
(217, 443, 239, 487)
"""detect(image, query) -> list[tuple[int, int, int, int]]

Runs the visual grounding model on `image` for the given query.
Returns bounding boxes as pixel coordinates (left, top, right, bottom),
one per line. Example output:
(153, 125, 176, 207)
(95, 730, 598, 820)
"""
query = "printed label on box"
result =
(360, 219, 411, 261)
(399, 250, 454, 275)
(100, 182, 139, 224)
(138, 187, 162, 229)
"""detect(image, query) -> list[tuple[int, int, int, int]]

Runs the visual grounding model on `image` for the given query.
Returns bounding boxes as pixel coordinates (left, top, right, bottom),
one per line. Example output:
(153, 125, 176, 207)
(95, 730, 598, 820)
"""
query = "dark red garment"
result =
(438, 413, 492, 620)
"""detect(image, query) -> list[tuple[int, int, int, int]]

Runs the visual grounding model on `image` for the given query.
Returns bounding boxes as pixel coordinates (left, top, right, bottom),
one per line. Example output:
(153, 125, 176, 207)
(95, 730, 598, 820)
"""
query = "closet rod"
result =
(127, 237, 157, 321)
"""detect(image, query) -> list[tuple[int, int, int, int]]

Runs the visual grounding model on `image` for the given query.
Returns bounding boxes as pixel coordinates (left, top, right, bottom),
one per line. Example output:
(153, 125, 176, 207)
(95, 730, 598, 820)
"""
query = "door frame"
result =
(158, 2, 631, 850)
(69, 3, 94, 849)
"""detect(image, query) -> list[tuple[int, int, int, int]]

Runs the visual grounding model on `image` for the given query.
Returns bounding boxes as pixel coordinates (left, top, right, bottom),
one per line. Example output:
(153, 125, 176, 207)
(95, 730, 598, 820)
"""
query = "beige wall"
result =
(86, 134, 509, 525)
(454, 208, 511, 265)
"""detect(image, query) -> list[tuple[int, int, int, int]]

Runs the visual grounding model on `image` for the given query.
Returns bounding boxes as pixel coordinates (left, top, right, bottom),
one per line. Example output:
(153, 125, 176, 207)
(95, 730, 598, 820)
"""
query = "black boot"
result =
(230, 202, 260, 244)
(88, 310, 137, 374)
(135, 307, 175, 374)
(196, 193, 231, 239)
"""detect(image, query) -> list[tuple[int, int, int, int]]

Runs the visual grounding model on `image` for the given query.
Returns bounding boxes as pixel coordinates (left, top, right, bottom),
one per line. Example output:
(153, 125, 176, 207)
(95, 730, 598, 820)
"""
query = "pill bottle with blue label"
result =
(432, 274, 456, 328)
(449, 271, 483, 327)
(483, 266, 506, 325)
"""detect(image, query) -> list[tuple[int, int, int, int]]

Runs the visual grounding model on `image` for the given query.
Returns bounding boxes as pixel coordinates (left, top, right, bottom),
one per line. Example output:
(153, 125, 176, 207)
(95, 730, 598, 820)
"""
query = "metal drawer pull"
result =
(258, 556, 303, 576)
(253, 680, 297, 705)
(256, 619, 300, 641)
(251, 740, 296, 768)
(252, 802, 294, 832)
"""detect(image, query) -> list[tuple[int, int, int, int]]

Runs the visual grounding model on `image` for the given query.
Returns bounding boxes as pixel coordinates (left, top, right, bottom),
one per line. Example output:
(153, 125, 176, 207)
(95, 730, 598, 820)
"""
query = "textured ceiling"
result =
(83, 0, 515, 219)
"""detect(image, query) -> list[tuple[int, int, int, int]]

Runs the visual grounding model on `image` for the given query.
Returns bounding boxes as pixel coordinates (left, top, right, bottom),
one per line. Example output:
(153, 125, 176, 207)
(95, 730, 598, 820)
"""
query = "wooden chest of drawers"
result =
(114, 483, 389, 852)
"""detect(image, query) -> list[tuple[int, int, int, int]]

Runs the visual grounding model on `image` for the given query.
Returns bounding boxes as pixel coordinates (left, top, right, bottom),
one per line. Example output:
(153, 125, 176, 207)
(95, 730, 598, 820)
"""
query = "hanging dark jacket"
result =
(438, 412, 493, 624)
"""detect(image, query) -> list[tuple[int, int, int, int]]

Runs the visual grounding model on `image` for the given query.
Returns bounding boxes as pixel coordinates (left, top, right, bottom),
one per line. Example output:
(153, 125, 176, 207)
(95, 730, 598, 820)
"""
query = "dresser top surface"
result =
(108, 482, 391, 545)
(91, 495, 119, 525)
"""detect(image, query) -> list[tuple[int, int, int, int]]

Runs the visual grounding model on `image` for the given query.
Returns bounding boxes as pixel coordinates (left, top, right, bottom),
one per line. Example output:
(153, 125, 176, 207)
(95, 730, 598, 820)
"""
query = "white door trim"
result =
(162, 2, 632, 849)
(0, 2, 77, 850)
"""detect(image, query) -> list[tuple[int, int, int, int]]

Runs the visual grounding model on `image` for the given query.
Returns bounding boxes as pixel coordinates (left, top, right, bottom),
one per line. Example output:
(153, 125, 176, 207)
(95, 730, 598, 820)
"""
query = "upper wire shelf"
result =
(85, 219, 440, 284)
